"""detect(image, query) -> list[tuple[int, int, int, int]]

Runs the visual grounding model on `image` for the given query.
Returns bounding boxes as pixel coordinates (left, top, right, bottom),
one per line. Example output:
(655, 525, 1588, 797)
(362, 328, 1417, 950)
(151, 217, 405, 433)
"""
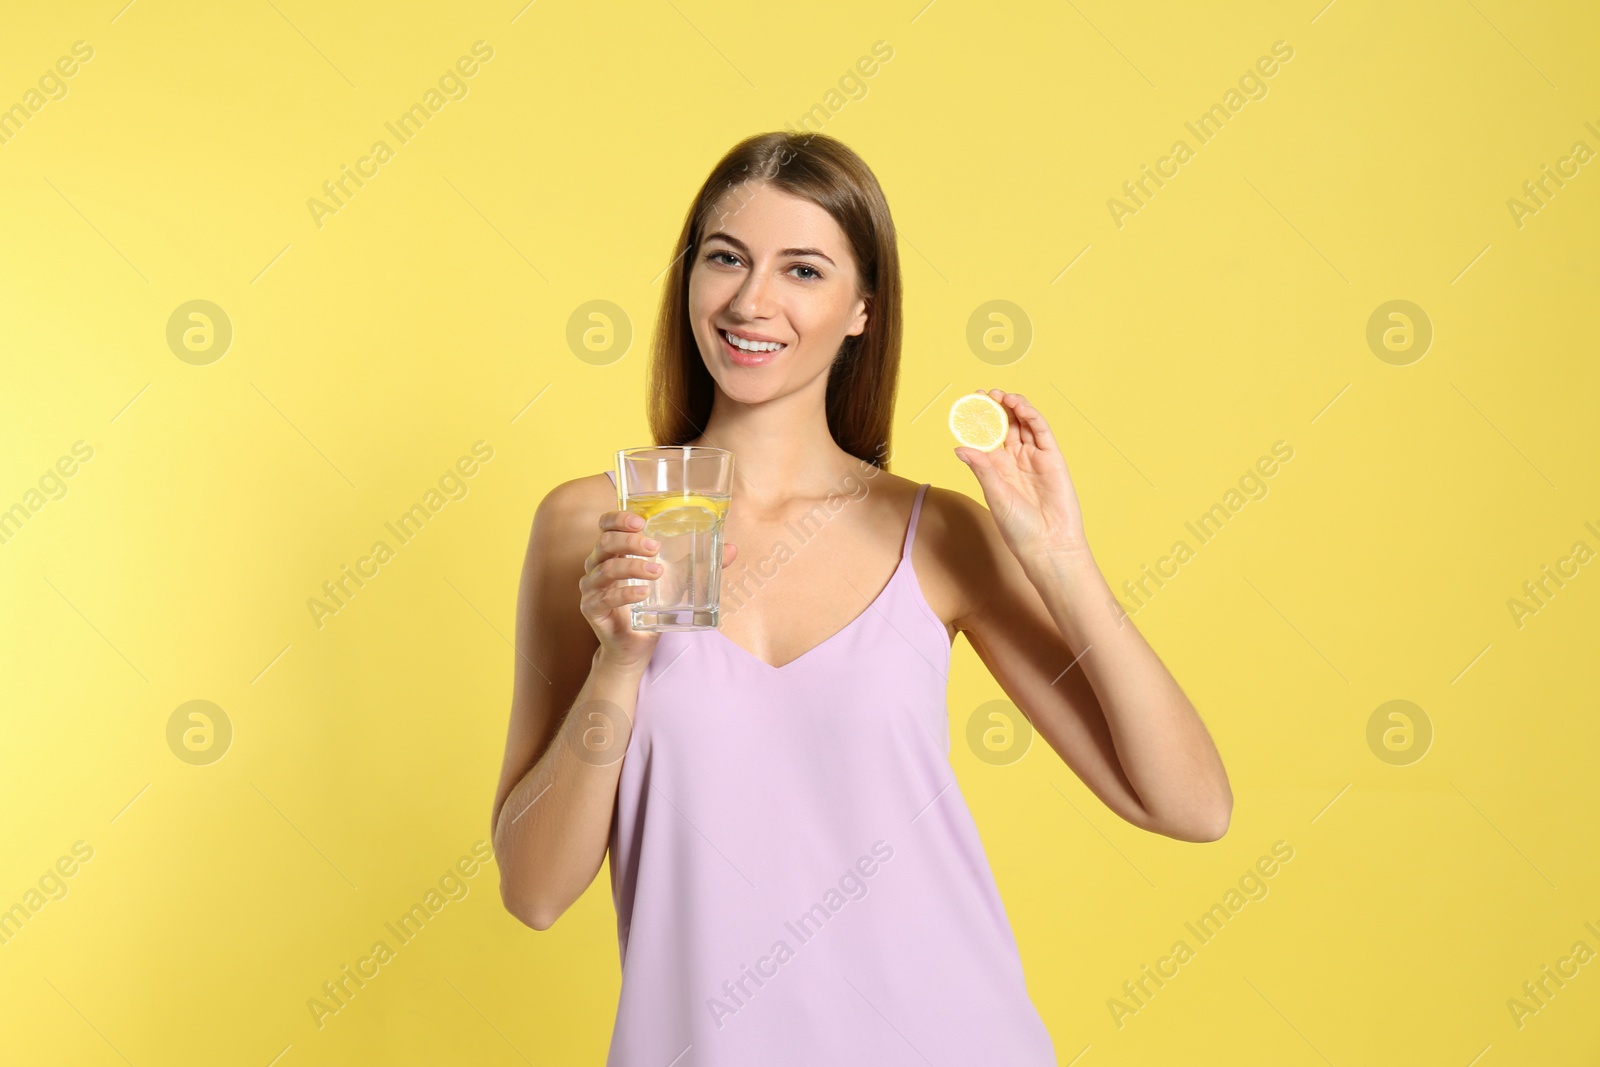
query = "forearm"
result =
(1022, 547, 1231, 839)
(493, 648, 645, 928)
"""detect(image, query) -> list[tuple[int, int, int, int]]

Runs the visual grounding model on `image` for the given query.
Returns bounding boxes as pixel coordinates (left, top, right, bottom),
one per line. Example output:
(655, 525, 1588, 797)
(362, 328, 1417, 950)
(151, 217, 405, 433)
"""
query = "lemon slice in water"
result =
(646, 505, 717, 537)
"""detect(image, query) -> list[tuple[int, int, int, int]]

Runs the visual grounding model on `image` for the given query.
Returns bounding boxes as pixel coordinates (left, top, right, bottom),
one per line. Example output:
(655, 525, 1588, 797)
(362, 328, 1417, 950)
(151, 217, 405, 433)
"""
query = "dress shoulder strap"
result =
(605, 469, 616, 485)
(901, 483, 930, 561)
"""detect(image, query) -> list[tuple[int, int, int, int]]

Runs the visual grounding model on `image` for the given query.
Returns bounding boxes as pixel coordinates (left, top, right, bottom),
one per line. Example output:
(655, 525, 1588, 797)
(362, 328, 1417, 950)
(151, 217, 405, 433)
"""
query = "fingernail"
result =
(643, 538, 659, 550)
(647, 562, 662, 572)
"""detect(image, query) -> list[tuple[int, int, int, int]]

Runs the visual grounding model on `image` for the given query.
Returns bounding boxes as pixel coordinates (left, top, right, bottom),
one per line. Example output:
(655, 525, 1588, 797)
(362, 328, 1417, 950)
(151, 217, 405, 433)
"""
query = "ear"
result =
(845, 293, 870, 338)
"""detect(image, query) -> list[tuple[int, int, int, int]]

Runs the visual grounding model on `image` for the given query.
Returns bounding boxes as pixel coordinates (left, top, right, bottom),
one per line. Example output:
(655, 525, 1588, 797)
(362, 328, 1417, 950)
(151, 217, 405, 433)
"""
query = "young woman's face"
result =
(687, 182, 868, 398)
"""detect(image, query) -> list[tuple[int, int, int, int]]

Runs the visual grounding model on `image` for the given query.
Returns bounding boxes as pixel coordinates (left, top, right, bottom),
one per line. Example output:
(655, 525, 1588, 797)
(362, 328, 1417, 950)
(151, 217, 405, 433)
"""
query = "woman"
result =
(491, 131, 1231, 1065)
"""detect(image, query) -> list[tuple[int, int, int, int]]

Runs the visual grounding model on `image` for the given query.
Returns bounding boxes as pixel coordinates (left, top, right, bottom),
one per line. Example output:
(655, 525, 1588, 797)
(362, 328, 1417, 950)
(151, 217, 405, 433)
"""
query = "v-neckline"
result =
(708, 556, 907, 673)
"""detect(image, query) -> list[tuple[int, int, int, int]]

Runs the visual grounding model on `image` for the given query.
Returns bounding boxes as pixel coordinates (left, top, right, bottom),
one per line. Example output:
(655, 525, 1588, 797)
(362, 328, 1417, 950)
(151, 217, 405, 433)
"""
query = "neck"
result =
(685, 380, 879, 507)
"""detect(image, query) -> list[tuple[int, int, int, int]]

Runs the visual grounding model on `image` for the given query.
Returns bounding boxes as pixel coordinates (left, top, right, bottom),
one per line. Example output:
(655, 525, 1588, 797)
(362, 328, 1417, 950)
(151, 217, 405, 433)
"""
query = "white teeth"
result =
(723, 329, 784, 353)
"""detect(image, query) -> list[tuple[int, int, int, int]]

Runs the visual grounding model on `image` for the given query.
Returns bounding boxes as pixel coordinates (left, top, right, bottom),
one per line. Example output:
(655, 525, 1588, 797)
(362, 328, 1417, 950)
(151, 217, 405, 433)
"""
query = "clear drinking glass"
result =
(614, 446, 734, 631)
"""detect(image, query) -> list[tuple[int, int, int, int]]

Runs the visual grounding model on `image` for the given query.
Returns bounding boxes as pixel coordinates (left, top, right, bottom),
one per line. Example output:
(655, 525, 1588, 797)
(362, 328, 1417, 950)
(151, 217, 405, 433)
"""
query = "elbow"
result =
(499, 875, 563, 932)
(1196, 804, 1231, 843)
(491, 824, 561, 930)
(504, 893, 561, 932)
(1159, 790, 1232, 843)
(1185, 767, 1234, 842)
(520, 908, 559, 933)
(1189, 789, 1233, 843)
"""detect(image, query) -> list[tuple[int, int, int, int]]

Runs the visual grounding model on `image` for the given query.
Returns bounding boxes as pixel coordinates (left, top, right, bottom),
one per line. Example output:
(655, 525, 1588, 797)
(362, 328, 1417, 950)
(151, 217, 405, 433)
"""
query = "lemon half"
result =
(948, 391, 1008, 452)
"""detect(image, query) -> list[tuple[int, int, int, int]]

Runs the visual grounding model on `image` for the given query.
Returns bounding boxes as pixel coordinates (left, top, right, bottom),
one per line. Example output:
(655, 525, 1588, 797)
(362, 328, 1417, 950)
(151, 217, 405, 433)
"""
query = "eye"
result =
(702, 250, 822, 280)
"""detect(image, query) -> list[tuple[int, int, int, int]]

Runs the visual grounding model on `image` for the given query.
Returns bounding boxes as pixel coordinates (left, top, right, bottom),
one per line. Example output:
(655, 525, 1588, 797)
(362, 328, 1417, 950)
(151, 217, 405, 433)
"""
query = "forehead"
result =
(701, 182, 850, 256)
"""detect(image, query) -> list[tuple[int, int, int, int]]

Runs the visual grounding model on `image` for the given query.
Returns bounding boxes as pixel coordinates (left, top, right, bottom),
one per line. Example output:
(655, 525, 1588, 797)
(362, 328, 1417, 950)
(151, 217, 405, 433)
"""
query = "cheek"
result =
(686, 270, 724, 317)
(793, 297, 847, 340)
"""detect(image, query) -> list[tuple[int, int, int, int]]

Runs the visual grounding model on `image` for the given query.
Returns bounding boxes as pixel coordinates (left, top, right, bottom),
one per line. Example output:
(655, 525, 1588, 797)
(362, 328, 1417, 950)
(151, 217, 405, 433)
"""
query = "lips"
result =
(718, 327, 787, 366)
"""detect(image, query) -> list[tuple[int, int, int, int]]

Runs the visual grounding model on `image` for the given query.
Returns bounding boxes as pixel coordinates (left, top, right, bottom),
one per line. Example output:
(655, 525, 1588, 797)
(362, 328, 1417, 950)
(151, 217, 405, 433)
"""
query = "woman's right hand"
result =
(580, 510, 737, 669)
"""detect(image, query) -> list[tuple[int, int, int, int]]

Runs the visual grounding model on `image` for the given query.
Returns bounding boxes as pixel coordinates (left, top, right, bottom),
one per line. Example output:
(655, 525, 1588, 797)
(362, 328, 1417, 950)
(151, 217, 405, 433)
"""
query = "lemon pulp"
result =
(948, 392, 1008, 452)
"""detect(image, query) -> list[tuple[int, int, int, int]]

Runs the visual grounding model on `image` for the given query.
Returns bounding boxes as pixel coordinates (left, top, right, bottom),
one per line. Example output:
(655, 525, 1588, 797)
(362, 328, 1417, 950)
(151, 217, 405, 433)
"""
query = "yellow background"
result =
(2, 1, 1597, 1064)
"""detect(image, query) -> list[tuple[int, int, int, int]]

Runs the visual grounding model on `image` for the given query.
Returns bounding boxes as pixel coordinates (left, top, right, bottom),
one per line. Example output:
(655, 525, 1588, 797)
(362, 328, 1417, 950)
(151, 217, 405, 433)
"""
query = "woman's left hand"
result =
(955, 389, 1091, 562)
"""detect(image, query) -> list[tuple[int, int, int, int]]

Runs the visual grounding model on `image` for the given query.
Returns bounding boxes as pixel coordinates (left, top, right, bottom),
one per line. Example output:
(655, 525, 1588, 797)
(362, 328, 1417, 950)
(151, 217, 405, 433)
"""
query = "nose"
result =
(730, 266, 775, 321)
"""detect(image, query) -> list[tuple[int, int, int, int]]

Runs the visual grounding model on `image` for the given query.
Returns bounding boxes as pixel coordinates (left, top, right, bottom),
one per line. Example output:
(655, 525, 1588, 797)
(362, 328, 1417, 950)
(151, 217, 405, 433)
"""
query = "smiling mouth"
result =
(720, 327, 787, 364)
(719, 328, 788, 357)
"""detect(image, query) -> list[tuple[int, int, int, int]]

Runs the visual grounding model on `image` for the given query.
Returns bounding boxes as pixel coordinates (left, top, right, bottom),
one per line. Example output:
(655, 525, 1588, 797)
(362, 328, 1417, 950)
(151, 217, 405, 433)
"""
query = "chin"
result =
(706, 368, 781, 402)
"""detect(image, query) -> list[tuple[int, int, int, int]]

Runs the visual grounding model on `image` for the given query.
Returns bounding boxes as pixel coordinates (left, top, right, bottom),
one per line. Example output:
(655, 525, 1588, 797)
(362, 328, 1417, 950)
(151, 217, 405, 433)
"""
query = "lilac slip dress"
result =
(601, 470, 1057, 1066)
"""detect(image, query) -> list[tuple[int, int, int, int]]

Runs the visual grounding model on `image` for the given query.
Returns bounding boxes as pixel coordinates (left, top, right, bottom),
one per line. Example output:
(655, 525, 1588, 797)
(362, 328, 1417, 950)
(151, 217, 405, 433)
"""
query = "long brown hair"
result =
(646, 132, 903, 471)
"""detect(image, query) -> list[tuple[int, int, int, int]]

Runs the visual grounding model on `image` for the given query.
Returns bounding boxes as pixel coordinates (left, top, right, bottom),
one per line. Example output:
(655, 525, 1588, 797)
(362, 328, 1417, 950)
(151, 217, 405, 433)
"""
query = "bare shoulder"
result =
(532, 471, 616, 548)
(906, 482, 1002, 637)
(514, 470, 617, 667)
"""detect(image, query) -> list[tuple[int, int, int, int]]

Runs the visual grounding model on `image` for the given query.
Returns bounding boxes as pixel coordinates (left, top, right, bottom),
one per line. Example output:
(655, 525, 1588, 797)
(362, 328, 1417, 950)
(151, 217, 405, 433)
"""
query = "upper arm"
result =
(939, 489, 1158, 832)
(489, 477, 604, 837)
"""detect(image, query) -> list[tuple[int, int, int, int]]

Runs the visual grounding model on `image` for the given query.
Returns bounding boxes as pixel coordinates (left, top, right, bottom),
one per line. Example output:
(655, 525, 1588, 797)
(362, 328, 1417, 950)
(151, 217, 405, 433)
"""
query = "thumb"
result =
(958, 448, 1002, 493)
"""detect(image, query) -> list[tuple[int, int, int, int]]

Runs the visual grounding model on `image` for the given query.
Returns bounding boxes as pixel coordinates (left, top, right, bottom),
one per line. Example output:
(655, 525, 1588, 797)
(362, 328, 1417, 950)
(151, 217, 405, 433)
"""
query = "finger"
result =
(1008, 393, 1056, 451)
(601, 509, 647, 533)
(598, 528, 660, 560)
(586, 525, 657, 574)
(582, 583, 646, 619)
(984, 388, 1021, 450)
(1016, 393, 1040, 450)
(998, 392, 1035, 450)
(955, 446, 990, 475)
(580, 554, 654, 596)
(581, 586, 613, 620)
(992, 395, 1030, 454)
(603, 555, 661, 582)
(722, 542, 738, 566)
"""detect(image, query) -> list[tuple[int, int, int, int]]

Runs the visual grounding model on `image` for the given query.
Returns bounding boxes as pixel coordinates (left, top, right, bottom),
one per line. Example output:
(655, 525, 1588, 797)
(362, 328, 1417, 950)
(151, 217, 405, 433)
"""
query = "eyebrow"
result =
(702, 231, 836, 268)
